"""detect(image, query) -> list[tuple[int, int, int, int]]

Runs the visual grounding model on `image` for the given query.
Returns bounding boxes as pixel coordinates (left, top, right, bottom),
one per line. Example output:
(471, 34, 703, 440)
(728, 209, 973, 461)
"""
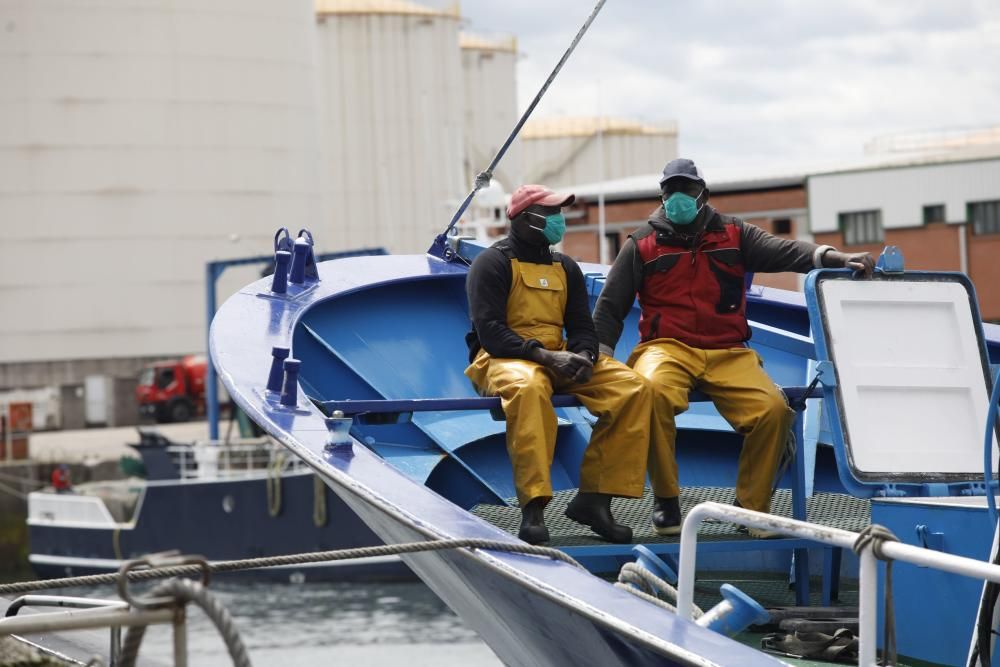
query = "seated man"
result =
(465, 184, 652, 545)
(592, 159, 874, 538)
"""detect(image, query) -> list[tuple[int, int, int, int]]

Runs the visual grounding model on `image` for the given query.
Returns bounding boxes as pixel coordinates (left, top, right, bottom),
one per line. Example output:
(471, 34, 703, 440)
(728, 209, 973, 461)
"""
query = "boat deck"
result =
(472, 487, 871, 549)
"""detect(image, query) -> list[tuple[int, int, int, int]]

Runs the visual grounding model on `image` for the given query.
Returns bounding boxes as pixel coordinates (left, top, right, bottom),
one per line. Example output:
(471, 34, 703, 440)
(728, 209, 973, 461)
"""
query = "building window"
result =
(772, 218, 792, 235)
(839, 210, 883, 245)
(923, 204, 945, 225)
(605, 232, 622, 258)
(969, 200, 1000, 235)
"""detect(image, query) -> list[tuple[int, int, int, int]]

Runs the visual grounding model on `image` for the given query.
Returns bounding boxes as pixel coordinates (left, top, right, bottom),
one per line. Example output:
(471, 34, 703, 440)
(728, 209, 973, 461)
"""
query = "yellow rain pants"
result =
(466, 258, 651, 506)
(628, 338, 793, 513)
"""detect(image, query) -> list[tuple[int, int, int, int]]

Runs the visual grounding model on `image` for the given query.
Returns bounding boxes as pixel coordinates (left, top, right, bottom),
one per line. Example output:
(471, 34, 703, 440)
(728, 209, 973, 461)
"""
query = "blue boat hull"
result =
(29, 472, 410, 582)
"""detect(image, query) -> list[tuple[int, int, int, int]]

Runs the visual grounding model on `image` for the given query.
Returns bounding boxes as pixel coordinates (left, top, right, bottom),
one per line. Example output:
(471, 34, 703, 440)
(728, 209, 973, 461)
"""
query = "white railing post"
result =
(858, 549, 878, 666)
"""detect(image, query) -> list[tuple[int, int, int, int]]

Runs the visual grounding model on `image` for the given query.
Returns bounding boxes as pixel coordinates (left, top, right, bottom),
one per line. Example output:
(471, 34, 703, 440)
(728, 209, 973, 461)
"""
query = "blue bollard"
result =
(289, 238, 310, 285)
(695, 583, 769, 636)
(631, 545, 678, 584)
(266, 346, 290, 393)
(280, 358, 301, 407)
(271, 251, 291, 294)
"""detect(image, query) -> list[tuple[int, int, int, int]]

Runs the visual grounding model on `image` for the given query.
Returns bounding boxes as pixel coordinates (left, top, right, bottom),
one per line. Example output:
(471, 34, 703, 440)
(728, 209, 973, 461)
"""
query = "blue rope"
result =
(985, 370, 1000, 526)
(430, 0, 609, 255)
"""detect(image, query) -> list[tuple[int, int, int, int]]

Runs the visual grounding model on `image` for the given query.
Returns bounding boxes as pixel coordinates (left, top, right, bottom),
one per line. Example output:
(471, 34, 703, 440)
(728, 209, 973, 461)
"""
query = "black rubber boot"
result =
(565, 492, 632, 544)
(651, 496, 682, 536)
(518, 497, 550, 545)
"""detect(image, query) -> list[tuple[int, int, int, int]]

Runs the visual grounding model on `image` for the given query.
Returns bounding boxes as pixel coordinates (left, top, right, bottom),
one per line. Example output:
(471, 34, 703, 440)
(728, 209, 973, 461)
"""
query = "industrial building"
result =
(315, 0, 465, 254)
(808, 146, 1000, 321)
(0, 0, 326, 414)
(521, 116, 678, 190)
(460, 33, 521, 191)
(563, 139, 1000, 322)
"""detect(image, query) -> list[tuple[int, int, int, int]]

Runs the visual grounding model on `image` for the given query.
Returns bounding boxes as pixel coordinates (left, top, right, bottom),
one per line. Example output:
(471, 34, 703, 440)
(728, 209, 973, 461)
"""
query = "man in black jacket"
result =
(466, 184, 652, 545)
(592, 159, 873, 537)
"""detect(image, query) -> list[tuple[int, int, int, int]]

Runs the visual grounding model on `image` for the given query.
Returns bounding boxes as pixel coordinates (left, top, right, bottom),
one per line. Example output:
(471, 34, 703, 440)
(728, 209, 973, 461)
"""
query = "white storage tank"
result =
(315, 0, 464, 253)
(522, 116, 678, 189)
(0, 0, 324, 366)
(460, 33, 521, 191)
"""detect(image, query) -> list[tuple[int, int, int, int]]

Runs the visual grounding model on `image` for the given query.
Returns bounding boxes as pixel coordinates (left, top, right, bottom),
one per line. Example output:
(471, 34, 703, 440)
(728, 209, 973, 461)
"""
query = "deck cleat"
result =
(271, 250, 291, 294)
(696, 583, 769, 636)
(279, 358, 301, 407)
(266, 346, 290, 393)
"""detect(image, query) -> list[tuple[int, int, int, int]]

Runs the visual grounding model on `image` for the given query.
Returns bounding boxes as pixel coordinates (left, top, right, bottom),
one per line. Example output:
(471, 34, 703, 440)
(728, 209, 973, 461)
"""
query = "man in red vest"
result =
(592, 158, 873, 537)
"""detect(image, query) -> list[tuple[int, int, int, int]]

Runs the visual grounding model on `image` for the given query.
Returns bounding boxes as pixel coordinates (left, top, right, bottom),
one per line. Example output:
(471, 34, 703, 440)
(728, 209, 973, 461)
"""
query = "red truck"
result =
(136, 355, 207, 423)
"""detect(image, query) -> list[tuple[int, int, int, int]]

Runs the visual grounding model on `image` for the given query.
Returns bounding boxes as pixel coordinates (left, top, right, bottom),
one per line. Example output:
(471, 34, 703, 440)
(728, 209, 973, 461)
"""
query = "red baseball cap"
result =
(506, 184, 575, 219)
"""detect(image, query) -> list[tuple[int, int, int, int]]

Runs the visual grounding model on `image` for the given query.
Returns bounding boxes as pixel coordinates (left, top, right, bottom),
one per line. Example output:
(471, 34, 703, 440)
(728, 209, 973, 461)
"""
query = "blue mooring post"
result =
(272, 251, 290, 294)
(792, 407, 810, 606)
(289, 238, 310, 284)
(267, 346, 290, 393)
(280, 358, 301, 407)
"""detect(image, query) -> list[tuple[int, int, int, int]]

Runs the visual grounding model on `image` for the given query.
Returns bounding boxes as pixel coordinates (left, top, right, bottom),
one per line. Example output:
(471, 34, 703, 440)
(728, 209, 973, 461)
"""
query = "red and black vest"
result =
(634, 215, 749, 349)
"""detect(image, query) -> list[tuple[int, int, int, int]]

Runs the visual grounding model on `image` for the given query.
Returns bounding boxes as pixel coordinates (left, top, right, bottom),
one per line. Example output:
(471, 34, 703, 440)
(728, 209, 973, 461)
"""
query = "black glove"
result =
(824, 250, 875, 277)
(531, 349, 593, 383)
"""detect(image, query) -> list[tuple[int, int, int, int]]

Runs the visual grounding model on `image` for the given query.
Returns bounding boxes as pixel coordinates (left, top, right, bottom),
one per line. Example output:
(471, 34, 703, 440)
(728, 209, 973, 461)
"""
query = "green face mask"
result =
(528, 212, 566, 244)
(664, 190, 704, 225)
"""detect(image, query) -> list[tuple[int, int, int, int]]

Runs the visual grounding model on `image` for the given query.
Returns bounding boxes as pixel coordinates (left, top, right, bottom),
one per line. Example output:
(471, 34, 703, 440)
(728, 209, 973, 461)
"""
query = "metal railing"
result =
(167, 440, 306, 481)
(677, 502, 1000, 666)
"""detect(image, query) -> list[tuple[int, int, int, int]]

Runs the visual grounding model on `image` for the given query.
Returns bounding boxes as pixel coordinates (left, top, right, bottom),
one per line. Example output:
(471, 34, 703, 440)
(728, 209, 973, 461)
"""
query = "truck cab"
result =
(136, 356, 206, 422)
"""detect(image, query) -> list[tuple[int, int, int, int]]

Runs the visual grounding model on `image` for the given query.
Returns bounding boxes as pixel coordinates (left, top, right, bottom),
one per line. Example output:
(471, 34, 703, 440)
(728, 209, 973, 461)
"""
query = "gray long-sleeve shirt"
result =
(592, 205, 831, 351)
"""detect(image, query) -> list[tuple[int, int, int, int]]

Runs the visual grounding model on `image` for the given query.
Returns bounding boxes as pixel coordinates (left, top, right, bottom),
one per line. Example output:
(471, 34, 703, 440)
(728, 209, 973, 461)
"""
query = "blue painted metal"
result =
(211, 252, 789, 666)
(266, 346, 290, 393)
(271, 251, 291, 294)
(872, 498, 994, 665)
(280, 358, 301, 407)
(325, 415, 353, 449)
(705, 584, 769, 636)
(985, 372, 1000, 525)
(631, 545, 677, 584)
(204, 246, 387, 440)
(875, 245, 905, 273)
(289, 238, 310, 285)
(791, 408, 810, 606)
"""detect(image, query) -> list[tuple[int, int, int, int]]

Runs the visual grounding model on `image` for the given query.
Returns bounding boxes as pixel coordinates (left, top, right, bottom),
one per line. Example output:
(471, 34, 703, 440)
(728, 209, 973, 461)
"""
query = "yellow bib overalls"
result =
(466, 258, 652, 506)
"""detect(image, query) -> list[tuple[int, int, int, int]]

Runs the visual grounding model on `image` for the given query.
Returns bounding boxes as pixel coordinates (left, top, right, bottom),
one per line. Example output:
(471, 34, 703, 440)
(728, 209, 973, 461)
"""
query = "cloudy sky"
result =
(455, 0, 1000, 174)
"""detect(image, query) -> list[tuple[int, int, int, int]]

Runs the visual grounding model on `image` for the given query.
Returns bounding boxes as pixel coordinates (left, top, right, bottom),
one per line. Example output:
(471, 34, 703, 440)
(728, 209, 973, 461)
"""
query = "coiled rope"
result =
(615, 562, 703, 618)
(119, 578, 250, 667)
(852, 524, 899, 666)
(0, 538, 582, 595)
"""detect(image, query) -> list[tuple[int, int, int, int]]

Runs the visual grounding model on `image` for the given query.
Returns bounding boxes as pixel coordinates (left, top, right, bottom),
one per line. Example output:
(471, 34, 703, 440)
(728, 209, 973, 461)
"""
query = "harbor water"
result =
(58, 580, 501, 666)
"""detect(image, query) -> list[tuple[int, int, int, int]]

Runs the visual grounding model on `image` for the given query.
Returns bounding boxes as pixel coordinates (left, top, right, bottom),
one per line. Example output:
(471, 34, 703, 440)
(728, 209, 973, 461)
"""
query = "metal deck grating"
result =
(472, 487, 871, 548)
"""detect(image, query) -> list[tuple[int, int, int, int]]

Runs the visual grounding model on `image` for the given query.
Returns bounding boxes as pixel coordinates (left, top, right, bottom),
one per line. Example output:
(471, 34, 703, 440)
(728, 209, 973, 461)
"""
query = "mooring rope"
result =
(0, 538, 583, 595)
(119, 578, 251, 667)
(616, 562, 703, 618)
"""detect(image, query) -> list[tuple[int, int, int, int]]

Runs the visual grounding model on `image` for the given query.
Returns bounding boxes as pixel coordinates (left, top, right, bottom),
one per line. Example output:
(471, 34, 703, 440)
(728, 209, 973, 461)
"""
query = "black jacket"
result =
(465, 232, 599, 363)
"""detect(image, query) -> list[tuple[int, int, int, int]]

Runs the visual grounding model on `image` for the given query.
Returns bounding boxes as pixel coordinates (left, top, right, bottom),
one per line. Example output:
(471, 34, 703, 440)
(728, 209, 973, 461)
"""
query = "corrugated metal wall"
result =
(0, 0, 324, 365)
(460, 35, 521, 191)
(315, 7, 464, 254)
(808, 158, 1000, 233)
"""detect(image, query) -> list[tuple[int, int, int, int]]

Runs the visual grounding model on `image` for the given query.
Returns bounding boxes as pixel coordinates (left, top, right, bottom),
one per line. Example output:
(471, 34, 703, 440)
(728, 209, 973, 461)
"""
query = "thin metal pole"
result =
(433, 0, 610, 247)
(173, 607, 187, 667)
(206, 262, 220, 441)
(0, 607, 174, 634)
